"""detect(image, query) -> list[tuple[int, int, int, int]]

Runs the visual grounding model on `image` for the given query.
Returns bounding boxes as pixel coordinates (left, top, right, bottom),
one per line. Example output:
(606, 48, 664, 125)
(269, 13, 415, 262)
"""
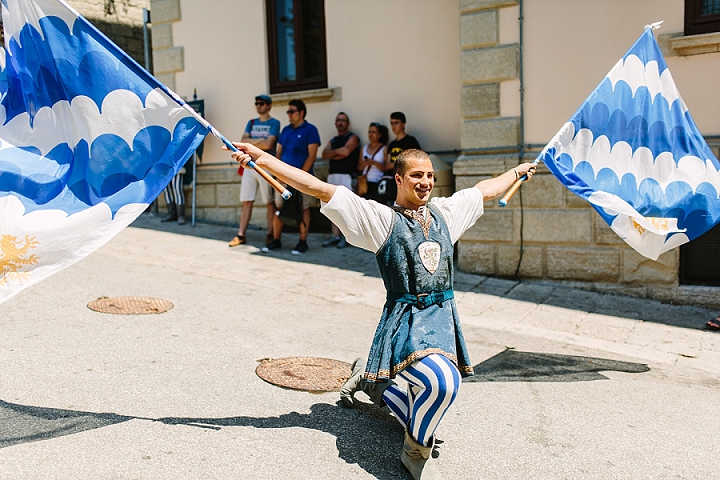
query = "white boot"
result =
(340, 358, 396, 408)
(401, 431, 443, 480)
(339, 358, 366, 408)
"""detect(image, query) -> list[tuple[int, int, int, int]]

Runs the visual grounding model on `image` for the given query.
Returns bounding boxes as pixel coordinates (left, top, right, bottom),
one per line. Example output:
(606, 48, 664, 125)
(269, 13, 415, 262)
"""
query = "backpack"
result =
(276, 186, 305, 228)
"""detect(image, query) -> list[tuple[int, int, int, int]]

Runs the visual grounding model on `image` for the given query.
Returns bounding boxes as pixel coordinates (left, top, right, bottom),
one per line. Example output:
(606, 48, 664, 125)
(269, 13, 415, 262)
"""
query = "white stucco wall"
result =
(171, 0, 462, 166)
(513, 0, 720, 145)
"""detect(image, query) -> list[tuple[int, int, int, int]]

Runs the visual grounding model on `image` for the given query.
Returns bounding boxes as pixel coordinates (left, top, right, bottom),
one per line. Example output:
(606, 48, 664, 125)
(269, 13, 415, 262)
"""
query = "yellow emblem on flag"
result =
(631, 217, 672, 236)
(0, 235, 40, 286)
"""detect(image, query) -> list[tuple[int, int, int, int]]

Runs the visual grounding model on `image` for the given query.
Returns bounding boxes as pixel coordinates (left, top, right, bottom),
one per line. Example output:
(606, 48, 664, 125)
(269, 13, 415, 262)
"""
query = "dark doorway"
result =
(680, 223, 720, 286)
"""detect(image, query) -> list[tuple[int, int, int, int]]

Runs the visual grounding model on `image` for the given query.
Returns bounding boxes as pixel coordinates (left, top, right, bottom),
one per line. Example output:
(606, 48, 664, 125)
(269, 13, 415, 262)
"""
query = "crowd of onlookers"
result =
(198, 93, 426, 255)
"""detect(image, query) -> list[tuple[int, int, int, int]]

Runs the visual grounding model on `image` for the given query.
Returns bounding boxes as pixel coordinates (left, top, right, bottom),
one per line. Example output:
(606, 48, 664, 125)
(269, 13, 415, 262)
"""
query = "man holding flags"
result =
(230, 142, 535, 480)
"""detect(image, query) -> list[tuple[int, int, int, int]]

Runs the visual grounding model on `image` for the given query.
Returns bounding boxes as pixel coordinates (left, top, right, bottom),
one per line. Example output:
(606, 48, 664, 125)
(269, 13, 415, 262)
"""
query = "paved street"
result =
(1, 213, 719, 479)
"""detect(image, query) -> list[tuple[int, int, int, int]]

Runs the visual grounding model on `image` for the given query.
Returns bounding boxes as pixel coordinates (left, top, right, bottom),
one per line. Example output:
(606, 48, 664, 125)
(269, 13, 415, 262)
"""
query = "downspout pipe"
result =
(519, 0, 525, 162)
(514, 0, 526, 278)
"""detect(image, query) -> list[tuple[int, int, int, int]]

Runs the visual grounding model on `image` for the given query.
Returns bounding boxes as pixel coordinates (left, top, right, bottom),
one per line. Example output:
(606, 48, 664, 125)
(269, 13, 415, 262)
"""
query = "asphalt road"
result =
(1, 214, 718, 479)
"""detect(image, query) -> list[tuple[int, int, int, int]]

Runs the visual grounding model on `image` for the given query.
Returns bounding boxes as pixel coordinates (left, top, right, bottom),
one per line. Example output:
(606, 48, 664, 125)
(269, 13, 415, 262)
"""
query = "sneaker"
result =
(292, 240, 309, 255)
(322, 236, 341, 247)
(265, 234, 274, 246)
(336, 237, 348, 248)
(261, 239, 282, 253)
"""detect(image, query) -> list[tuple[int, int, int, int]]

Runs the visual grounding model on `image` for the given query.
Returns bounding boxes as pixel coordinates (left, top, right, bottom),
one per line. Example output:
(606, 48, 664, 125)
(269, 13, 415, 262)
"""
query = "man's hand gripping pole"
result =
(498, 160, 538, 207)
(217, 133, 292, 200)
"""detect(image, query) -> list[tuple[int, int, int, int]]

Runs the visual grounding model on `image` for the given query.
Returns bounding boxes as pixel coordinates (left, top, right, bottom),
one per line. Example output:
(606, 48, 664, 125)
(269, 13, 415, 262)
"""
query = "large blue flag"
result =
(0, 0, 209, 303)
(540, 27, 720, 260)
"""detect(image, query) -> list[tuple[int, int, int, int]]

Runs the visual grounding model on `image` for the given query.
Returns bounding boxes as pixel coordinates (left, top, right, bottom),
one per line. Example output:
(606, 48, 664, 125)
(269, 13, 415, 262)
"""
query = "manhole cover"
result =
(87, 296, 174, 315)
(256, 357, 351, 392)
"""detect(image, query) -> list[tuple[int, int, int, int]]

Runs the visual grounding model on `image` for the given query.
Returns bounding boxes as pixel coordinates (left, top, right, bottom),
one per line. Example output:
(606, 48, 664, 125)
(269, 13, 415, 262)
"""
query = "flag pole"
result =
(498, 159, 539, 207)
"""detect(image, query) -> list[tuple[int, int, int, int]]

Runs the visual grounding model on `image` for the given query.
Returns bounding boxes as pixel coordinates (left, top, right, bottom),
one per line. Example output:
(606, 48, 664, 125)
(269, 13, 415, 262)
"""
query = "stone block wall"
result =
(68, 0, 151, 67)
(149, 0, 182, 90)
(455, 160, 681, 287)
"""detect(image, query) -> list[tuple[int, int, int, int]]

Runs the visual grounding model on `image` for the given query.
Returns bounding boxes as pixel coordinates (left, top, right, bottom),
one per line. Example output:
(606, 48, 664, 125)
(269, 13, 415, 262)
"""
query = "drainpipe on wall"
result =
(143, 8, 152, 73)
(143, 8, 157, 214)
(513, 0, 526, 277)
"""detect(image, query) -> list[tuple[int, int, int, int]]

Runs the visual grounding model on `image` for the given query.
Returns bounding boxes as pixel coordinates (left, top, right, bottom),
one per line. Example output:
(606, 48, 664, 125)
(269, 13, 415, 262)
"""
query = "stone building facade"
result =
(455, 0, 720, 308)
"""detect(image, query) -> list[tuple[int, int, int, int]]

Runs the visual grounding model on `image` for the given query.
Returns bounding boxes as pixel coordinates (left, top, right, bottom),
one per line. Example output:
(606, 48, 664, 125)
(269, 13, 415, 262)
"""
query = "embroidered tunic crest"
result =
(418, 241, 441, 274)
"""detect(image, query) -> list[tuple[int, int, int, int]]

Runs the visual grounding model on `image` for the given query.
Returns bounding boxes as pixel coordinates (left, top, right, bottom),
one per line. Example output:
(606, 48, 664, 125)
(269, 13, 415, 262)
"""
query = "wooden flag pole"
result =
(498, 176, 525, 207)
(499, 159, 539, 207)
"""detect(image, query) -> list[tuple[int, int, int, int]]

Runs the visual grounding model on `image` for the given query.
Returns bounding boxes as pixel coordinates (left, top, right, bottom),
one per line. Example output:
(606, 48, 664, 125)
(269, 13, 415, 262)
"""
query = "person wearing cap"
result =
(229, 142, 536, 479)
(229, 95, 281, 247)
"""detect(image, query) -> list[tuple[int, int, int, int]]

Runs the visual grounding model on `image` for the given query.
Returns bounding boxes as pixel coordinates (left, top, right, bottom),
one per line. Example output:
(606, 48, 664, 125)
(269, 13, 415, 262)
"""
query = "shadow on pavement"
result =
(0, 398, 410, 479)
(130, 213, 716, 331)
(156, 402, 410, 479)
(0, 399, 132, 449)
(464, 349, 650, 383)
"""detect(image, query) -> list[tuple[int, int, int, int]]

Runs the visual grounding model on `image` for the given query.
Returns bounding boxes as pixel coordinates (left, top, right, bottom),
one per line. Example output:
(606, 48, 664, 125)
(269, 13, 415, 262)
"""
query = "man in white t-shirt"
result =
(229, 95, 281, 248)
(230, 143, 535, 480)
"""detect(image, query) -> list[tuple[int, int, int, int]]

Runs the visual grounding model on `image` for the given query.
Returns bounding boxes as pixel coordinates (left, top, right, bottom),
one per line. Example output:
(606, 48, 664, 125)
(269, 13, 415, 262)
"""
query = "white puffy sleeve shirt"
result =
(320, 186, 485, 254)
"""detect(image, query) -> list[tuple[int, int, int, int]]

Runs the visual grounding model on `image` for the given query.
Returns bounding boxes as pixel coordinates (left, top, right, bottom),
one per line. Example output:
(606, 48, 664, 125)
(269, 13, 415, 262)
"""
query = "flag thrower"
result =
(498, 159, 539, 207)
(166, 91, 292, 200)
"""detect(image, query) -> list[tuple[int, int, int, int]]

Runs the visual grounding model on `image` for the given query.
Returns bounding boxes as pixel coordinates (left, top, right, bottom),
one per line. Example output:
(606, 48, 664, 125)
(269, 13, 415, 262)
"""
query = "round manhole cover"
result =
(256, 357, 352, 392)
(88, 296, 174, 315)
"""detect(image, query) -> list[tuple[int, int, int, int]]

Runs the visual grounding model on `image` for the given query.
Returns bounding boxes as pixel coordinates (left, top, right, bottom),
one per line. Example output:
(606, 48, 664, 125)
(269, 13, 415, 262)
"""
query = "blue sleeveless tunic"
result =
(363, 204, 474, 383)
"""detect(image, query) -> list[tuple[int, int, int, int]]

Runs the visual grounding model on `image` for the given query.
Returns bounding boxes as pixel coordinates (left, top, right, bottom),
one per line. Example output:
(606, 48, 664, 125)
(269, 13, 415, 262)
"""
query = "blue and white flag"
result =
(540, 27, 720, 260)
(0, 0, 209, 304)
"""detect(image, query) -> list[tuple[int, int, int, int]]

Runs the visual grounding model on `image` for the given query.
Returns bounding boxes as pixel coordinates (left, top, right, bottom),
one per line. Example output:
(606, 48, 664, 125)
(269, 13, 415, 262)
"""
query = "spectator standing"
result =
(229, 94, 280, 247)
(380, 112, 422, 205)
(160, 168, 188, 225)
(262, 99, 321, 255)
(358, 122, 389, 202)
(321, 112, 360, 248)
(387, 111, 422, 167)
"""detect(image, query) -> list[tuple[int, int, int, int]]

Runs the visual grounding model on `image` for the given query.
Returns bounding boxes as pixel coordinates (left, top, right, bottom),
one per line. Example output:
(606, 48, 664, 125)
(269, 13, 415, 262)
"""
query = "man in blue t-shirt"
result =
(262, 99, 321, 255)
(230, 94, 281, 248)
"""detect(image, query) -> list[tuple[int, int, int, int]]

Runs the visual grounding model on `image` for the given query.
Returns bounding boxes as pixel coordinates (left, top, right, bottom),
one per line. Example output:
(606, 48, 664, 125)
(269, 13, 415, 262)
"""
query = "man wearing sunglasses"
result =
(230, 95, 281, 248)
(262, 99, 321, 255)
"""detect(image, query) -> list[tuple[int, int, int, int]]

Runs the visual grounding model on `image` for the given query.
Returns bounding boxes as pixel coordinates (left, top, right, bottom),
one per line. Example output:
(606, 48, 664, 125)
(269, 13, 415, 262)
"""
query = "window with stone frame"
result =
(685, 0, 720, 35)
(266, 0, 328, 94)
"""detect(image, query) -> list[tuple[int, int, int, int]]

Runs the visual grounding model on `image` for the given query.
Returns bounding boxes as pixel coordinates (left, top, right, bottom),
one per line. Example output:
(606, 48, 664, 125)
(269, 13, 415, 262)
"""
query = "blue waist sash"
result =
(387, 290, 454, 310)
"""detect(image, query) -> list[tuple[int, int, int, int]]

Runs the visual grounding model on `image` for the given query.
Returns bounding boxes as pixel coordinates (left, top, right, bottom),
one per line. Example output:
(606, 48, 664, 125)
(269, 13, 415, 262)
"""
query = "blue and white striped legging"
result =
(382, 353, 461, 447)
(163, 172, 185, 206)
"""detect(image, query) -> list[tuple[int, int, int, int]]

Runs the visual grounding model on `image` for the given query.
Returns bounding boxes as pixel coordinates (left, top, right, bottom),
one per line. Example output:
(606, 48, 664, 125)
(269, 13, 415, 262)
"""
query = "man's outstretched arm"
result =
(231, 142, 337, 203)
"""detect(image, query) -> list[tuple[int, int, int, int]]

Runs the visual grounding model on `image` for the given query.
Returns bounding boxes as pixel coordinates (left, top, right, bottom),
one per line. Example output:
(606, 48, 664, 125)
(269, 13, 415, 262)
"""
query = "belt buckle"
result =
(416, 293, 429, 309)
